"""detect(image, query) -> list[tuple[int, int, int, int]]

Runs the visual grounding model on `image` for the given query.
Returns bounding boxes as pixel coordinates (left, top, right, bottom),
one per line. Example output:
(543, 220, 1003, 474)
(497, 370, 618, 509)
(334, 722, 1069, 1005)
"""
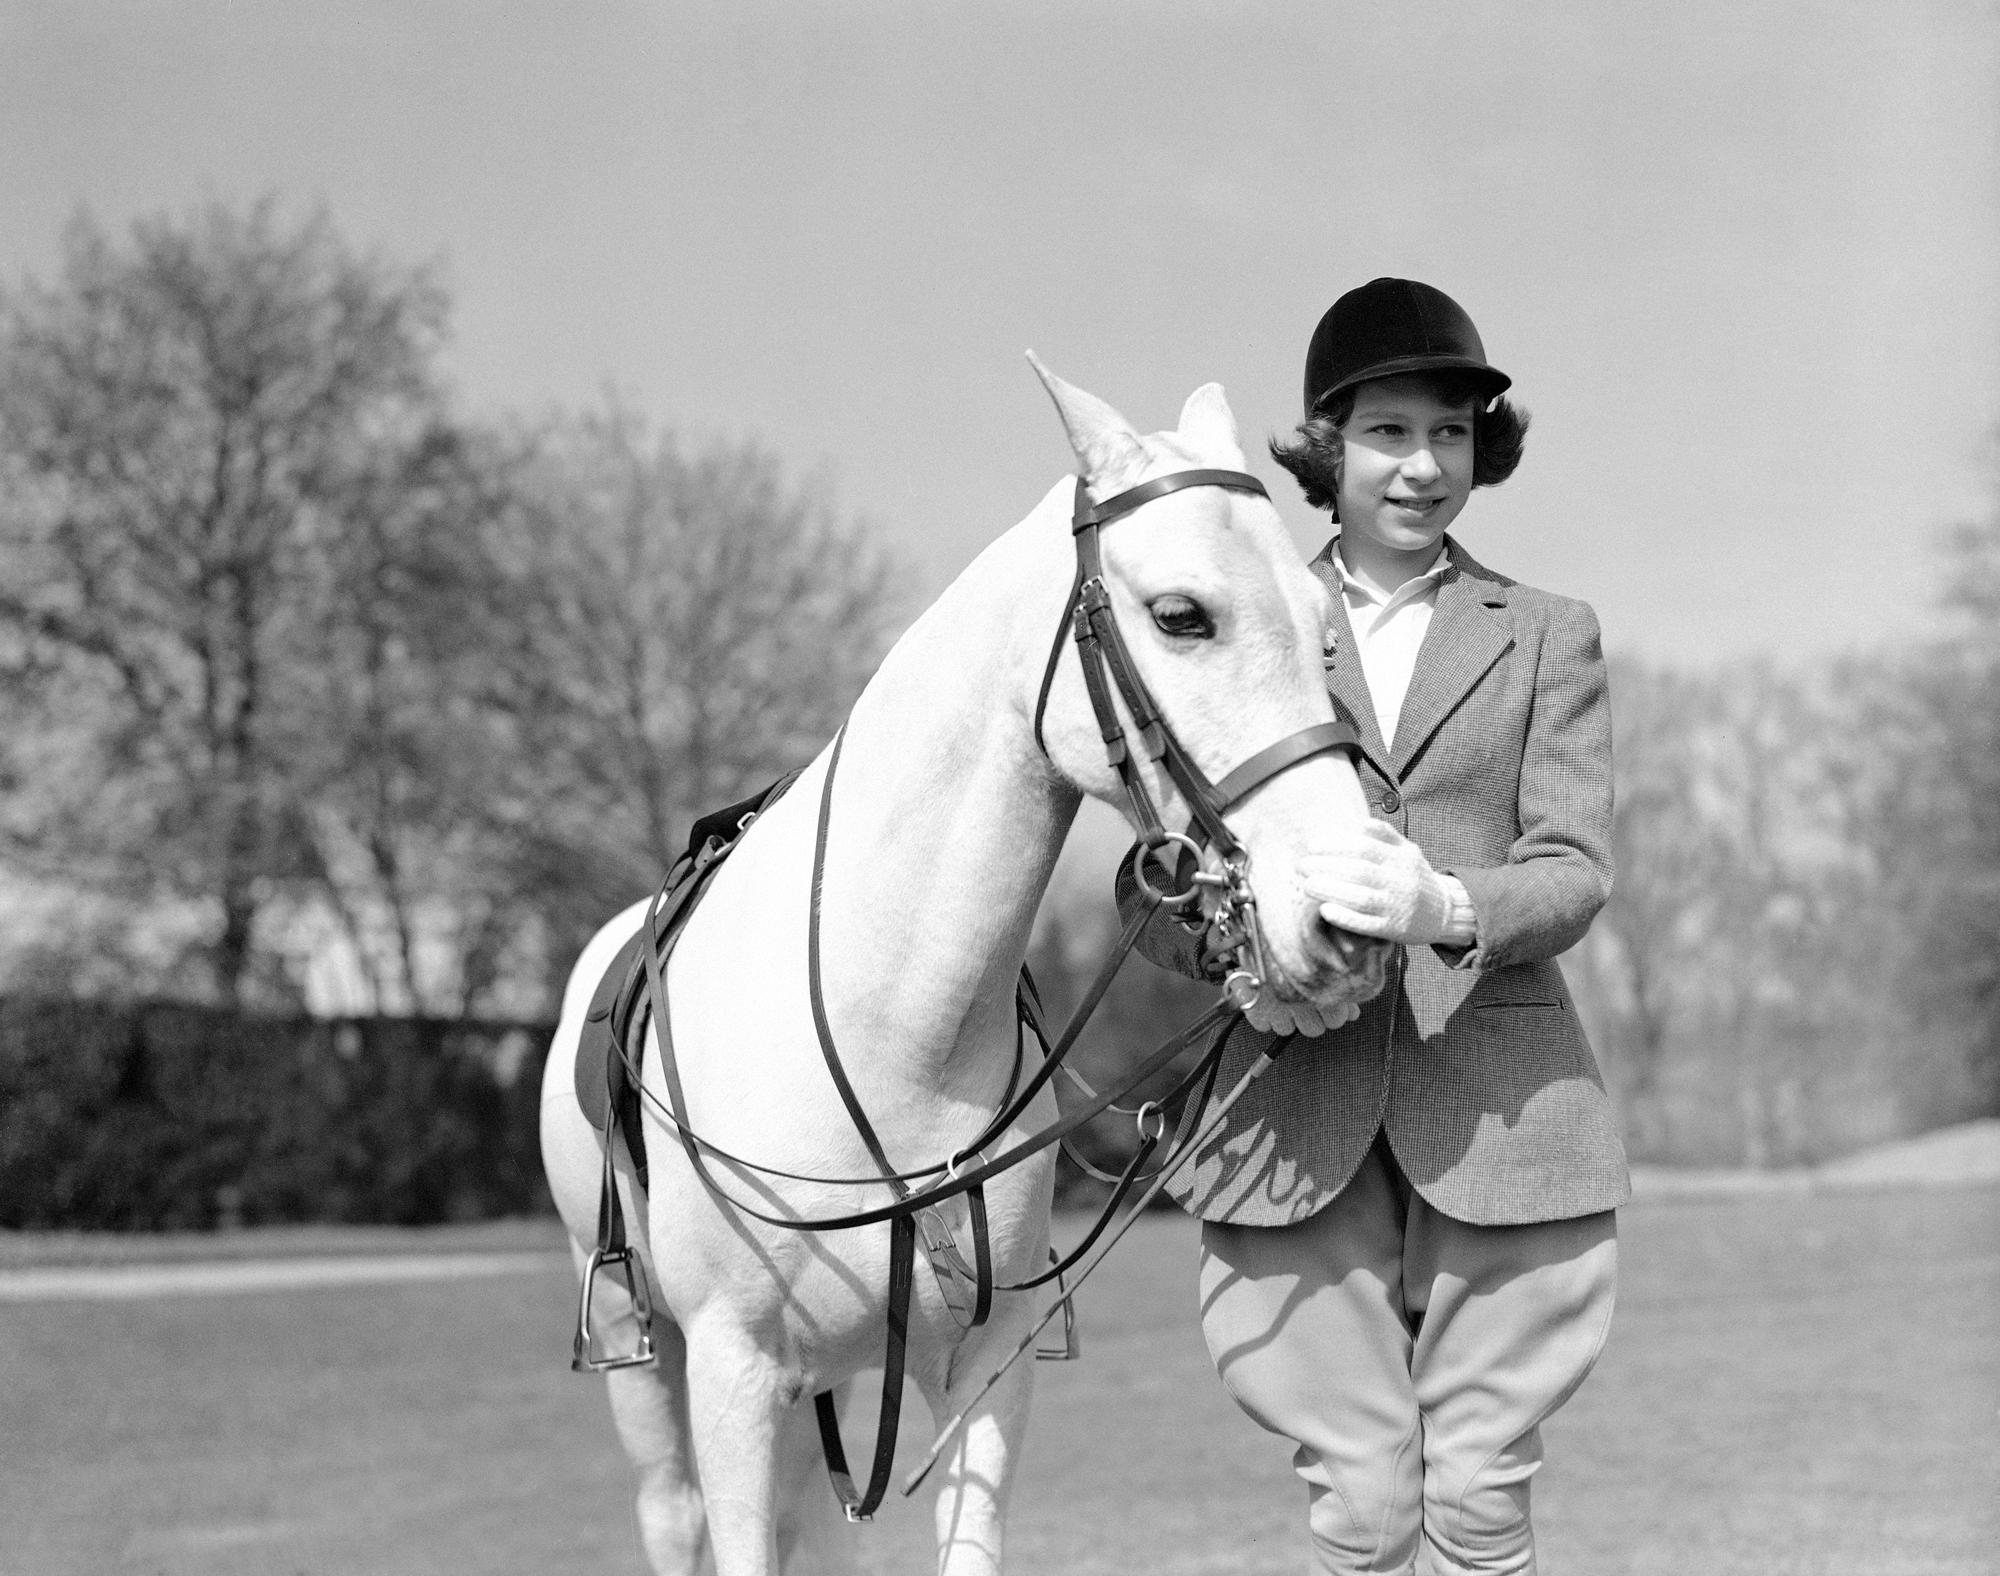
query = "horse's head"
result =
(1026, 356, 1393, 1020)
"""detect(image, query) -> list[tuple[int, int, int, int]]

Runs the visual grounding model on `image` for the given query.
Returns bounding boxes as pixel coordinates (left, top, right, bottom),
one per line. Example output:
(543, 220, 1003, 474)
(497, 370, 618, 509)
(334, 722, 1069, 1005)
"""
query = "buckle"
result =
(571, 1244, 658, 1373)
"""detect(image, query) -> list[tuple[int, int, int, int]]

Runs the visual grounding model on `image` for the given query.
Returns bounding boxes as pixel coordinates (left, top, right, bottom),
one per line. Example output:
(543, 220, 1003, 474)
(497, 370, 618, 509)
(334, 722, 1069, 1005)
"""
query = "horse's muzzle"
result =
(1297, 911, 1395, 1003)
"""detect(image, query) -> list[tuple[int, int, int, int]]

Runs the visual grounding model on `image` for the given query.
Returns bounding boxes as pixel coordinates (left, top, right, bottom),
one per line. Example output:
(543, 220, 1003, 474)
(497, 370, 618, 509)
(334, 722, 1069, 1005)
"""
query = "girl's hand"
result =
(1299, 820, 1466, 947)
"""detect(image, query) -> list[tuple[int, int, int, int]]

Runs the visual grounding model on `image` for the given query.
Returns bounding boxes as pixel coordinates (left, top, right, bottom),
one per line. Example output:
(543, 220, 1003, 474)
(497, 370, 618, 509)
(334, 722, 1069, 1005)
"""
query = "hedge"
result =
(0, 988, 1222, 1230)
(0, 998, 555, 1230)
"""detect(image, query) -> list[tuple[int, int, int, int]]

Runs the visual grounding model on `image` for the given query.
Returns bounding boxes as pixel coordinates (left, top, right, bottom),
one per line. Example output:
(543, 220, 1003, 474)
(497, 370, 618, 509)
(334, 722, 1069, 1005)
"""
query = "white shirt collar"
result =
(1327, 538, 1452, 610)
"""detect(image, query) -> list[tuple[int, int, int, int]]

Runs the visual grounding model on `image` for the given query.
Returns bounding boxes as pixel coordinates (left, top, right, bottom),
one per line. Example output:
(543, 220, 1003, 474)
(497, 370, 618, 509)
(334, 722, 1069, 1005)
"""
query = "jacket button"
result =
(1379, 788, 1402, 813)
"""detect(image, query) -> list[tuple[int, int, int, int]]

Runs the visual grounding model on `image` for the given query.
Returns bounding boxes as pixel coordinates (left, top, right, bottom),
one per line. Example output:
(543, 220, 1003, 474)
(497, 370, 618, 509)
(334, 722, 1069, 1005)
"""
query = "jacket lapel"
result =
(1306, 549, 1392, 773)
(1390, 541, 1513, 775)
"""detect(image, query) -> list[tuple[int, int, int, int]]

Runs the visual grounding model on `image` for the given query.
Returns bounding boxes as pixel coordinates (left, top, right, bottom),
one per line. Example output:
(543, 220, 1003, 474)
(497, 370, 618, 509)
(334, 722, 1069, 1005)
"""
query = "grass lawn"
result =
(2, 1183, 1995, 1575)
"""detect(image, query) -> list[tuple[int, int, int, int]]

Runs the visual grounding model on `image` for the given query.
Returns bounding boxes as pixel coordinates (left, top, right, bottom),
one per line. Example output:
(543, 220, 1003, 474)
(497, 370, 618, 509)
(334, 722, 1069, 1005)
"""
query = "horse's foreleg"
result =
(602, 1317, 708, 1575)
(773, 1381, 858, 1575)
(684, 1327, 795, 1576)
(927, 1344, 1036, 1576)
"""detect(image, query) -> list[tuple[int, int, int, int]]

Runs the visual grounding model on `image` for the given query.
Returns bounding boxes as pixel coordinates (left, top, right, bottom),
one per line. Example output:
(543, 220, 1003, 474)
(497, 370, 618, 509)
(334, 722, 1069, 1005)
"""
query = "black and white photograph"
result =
(0, 4, 1995, 1573)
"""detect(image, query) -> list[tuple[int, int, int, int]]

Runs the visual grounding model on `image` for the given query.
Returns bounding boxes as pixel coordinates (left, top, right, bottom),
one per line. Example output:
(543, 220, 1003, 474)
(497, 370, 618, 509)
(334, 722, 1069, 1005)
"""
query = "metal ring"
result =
(1221, 969, 1262, 1012)
(1134, 1100, 1167, 1144)
(1128, 833, 1205, 908)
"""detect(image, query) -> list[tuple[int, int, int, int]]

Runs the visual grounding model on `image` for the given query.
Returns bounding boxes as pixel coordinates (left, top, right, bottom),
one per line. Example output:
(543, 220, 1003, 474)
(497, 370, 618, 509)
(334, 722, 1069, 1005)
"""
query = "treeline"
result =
(0, 199, 902, 1020)
(1570, 515, 2000, 1163)
(2, 198, 1992, 1183)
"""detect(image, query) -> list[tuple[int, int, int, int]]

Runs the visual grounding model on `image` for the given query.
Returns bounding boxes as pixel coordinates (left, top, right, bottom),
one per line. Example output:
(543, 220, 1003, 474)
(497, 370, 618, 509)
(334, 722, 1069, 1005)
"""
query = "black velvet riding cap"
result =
(1302, 277, 1512, 415)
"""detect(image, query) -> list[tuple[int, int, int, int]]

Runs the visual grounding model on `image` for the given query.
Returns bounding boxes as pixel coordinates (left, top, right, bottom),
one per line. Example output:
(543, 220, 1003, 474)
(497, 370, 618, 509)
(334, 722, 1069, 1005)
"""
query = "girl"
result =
(1130, 278, 1626, 1575)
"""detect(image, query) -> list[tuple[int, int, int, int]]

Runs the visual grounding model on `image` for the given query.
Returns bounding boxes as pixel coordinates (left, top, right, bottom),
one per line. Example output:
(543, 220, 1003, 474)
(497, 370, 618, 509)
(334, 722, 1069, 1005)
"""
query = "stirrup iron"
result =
(573, 1127, 657, 1373)
(572, 1242, 657, 1372)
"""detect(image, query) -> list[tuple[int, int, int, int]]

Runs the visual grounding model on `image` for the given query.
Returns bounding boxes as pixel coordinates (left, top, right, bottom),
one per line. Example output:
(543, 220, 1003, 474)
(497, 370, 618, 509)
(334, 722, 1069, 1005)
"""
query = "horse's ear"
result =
(1176, 382, 1246, 468)
(1025, 351, 1148, 490)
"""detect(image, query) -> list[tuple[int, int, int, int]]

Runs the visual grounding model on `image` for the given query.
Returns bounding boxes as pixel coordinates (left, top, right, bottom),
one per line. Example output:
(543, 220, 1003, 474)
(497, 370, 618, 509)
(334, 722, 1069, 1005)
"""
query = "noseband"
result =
(1032, 468, 1361, 1000)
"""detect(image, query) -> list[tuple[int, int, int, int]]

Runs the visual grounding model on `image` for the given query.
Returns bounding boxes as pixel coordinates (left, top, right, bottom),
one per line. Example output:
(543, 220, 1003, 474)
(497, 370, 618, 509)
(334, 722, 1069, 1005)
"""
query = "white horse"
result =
(538, 360, 1390, 1576)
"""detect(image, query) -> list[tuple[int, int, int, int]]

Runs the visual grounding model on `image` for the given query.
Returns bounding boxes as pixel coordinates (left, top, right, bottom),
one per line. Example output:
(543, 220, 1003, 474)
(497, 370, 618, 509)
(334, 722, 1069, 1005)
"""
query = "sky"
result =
(1, 0, 1995, 664)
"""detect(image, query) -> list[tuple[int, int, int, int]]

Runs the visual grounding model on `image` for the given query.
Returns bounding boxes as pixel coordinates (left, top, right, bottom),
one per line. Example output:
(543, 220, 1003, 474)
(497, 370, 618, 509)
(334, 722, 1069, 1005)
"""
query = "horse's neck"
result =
(815, 494, 1080, 1094)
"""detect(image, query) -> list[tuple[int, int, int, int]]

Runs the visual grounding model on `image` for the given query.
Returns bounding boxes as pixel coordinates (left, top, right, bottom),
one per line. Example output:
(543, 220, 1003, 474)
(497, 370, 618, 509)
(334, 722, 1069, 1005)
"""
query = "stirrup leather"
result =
(572, 1127, 657, 1373)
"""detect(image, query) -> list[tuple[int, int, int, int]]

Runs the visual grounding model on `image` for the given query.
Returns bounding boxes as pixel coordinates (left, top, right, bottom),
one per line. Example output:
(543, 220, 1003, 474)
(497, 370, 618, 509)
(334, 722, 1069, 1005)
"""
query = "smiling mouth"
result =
(1387, 496, 1443, 514)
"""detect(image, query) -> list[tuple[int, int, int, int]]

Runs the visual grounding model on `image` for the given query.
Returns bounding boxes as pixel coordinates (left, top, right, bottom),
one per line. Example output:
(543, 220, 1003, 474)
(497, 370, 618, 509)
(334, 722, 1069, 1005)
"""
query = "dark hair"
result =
(1268, 370, 1529, 516)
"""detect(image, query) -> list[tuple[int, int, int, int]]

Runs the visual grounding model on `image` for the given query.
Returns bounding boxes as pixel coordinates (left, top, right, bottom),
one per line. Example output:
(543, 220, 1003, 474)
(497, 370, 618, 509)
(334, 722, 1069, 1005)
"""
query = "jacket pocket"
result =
(1467, 965, 1567, 1011)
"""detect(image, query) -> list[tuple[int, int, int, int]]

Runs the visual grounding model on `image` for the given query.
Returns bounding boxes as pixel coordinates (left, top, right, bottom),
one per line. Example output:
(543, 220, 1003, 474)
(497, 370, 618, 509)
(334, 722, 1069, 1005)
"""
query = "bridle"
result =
(1033, 468, 1362, 1007)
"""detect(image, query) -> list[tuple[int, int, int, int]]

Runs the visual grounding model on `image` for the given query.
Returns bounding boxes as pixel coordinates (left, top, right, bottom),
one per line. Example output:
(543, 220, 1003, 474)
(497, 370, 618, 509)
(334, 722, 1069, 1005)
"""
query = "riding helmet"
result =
(1302, 277, 1511, 415)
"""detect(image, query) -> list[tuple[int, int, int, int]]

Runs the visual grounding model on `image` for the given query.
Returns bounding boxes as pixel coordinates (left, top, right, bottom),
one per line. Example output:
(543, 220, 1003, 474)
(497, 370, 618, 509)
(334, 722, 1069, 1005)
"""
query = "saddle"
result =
(573, 770, 802, 1190)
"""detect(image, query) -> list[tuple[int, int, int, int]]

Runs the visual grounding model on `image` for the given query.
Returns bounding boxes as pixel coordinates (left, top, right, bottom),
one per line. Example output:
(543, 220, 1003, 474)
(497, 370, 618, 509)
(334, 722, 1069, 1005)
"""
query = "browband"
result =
(1073, 468, 1267, 533)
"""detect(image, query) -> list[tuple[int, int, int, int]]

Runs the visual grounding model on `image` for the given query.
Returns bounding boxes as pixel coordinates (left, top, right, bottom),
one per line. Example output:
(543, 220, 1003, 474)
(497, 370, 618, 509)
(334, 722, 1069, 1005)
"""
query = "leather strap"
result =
(1207, 720, 1360, 811)
(1032, 468, 1262, 753)
(1031, 557, 1086, 758)
(1074, 468, 1267, 531)
(1034, 470, 1360, 875)
(808, 727, 902, 1184)
(815, 1211, 916, 1521)
(646, 986, 1236, 1234)
(901, 1026, 1293, 1498)
(802, 730, 987, 1514)
(1072, 557, 1241, 858)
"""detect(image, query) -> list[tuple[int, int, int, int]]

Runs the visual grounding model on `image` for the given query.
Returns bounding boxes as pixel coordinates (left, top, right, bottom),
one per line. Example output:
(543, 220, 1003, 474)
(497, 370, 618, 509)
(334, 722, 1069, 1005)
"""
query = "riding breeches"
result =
(1196, 1132, 1617, 1576)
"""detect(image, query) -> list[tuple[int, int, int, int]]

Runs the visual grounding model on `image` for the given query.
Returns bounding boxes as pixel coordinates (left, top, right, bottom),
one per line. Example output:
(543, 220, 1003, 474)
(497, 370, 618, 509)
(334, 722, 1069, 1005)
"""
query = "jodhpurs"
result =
(1197, 1133, 1617, 1576)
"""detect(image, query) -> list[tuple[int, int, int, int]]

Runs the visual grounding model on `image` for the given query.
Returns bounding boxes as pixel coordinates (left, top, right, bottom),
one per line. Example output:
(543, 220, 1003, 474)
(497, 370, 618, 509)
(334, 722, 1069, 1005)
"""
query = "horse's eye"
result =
(1150, 595, 1215, 640)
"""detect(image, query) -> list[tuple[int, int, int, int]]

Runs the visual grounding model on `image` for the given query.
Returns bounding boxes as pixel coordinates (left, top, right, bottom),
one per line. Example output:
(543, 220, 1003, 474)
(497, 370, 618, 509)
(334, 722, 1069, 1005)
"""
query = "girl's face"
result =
(1336, 375, 1478, 565)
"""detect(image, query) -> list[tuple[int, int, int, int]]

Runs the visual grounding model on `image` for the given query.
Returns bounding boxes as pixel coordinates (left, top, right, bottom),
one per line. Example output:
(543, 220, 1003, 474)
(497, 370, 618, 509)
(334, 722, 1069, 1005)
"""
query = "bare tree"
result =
(0, 203, 910, 1018)
(1568, 658, 1717, 1151)
(1573, 656, 1910, 1163)
(1921, 483, 2000, 1103)
(279, 424, 539, 1015)
(0, 199, 485, 1007)
(475, 404, 906, 977)
(1844, 470, 2000, 1124)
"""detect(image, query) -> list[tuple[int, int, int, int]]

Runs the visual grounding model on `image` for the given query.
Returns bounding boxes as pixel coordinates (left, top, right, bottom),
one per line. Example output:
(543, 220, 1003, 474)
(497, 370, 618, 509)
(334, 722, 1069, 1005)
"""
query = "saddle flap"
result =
(571, 768, 805, 1164)
(576, 929, 648, 1140)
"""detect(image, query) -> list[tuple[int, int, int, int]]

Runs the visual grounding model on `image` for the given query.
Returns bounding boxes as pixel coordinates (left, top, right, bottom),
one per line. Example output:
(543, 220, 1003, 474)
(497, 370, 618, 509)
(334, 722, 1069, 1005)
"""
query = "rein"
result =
(575, 465, 1362, 1523)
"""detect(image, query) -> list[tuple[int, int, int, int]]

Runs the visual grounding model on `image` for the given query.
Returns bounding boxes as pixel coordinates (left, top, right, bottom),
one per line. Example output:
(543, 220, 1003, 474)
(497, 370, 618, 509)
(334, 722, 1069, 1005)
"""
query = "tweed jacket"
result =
(1128, 537, 1630, 1228)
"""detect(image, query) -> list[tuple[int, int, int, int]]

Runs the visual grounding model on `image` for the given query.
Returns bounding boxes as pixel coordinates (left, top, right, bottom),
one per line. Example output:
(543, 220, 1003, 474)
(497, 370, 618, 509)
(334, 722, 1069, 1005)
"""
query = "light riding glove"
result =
(1299, 818, 1473, 948)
